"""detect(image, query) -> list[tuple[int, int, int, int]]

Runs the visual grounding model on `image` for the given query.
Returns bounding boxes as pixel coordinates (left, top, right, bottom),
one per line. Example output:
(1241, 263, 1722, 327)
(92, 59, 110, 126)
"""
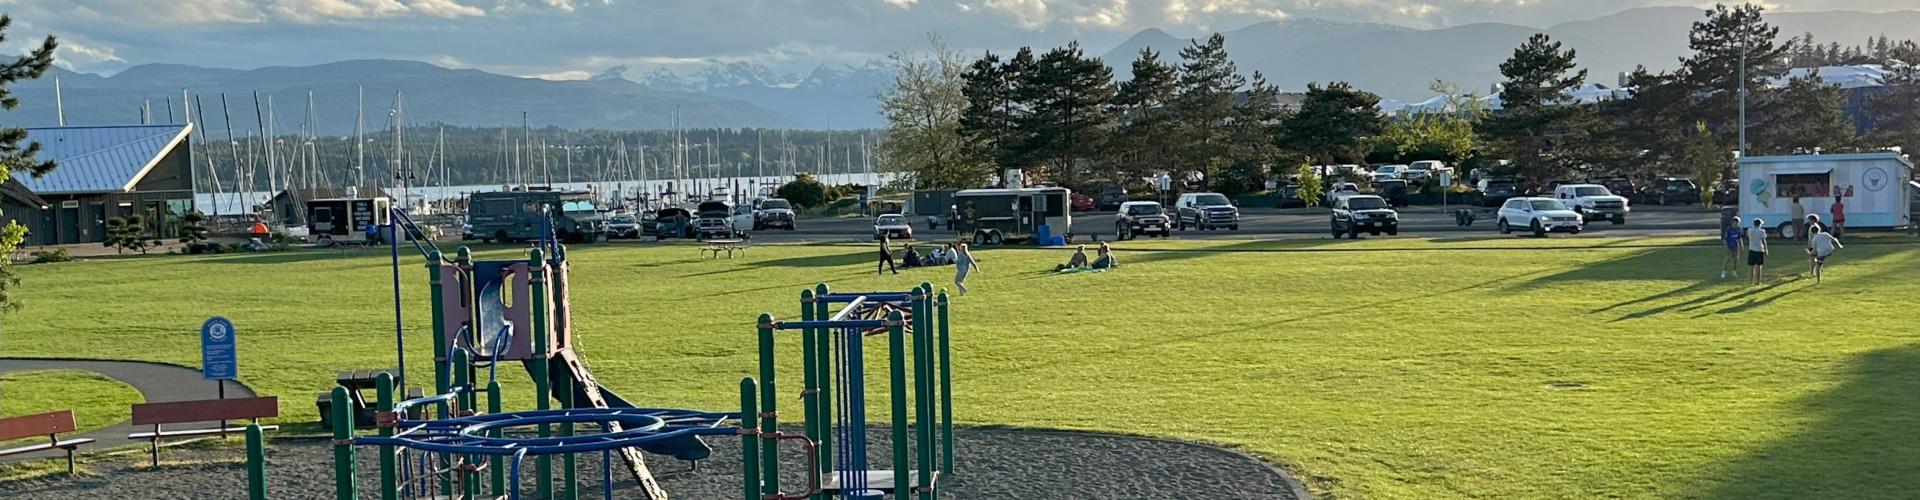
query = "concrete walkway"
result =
(0, 359, 258, 462)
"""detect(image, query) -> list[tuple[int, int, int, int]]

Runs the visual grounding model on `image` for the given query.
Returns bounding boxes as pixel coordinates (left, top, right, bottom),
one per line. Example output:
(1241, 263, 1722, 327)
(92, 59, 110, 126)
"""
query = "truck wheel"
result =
(1331, 221, 1342, 238)
(971, 231, 988, 246)
(1498, 219, 1511, 234)
(987, 231, 1003, 245)
(1532, 220, 1546, 237)
(1348, 223, 1359, 239)
(1777, 222, 1796, 240)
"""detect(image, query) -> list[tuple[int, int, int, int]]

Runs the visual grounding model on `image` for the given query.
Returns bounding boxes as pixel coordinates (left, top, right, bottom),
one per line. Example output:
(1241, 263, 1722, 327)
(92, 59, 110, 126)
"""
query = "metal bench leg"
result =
(66, 446, 75, 475)
(151, 424, 161, 467)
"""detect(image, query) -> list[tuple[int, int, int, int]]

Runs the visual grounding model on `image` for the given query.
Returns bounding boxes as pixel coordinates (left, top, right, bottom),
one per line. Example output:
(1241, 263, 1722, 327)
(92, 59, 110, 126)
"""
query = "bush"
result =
(28, 248, 70, 264)
(1295, 163, 1324, 207)
(103, 216, 162, 254)
(777, 174, 829, 209)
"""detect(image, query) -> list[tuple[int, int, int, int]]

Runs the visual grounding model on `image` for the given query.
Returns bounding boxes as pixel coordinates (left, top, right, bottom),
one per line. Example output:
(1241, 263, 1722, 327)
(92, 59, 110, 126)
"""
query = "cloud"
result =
(526, 69, 592, 80)
(540, 0, 611, 12)
(263, 0, 486, 22)
(409, 0, 487, 17)
(881, 0, 918, 8)
(55, 40, 126, 68)
(984, 0, 1050, 29)
(1071, 0, 1131, 27)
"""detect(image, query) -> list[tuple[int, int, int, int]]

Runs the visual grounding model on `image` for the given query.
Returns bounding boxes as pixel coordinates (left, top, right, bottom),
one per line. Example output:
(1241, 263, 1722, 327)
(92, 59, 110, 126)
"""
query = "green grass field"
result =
(4, 235, 1918, 498)
(2, 369, 142, 446)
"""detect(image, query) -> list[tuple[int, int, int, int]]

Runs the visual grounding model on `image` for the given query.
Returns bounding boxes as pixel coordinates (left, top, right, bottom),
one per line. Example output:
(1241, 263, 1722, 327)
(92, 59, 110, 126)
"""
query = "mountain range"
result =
(8, 7, 1920, 133)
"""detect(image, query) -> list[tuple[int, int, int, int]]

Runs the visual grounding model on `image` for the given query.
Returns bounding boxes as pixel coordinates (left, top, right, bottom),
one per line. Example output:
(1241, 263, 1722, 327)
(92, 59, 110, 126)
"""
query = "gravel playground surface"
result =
(1, 427, 1304, 499)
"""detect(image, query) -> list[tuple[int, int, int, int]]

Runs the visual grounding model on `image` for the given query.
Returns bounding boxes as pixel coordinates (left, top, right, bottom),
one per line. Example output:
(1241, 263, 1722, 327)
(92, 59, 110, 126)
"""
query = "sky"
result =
(4, 0, 1917, 79)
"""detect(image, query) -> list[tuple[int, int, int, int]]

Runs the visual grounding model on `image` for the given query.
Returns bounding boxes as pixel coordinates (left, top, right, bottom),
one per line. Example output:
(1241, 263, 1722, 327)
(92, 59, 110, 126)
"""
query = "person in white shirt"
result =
(1807, 224, 1843, 284)
(1746, 218, 1769, 285)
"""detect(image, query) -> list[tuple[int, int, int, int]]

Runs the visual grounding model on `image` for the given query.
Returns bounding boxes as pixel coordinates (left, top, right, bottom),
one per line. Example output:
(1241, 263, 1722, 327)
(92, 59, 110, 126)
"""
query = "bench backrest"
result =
(0, 411, 77, 441)
(132, 397, 279, 426)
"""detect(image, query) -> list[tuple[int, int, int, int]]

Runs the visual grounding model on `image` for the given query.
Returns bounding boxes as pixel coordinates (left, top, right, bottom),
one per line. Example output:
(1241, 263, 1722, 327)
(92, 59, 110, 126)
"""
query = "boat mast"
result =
(356, 86, 366, 193)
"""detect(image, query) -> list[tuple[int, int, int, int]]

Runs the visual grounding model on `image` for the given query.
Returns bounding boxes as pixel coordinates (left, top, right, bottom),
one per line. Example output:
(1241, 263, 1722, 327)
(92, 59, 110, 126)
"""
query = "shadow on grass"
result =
(1695, 343, 1920, 499)
(674, 251, 879, 278)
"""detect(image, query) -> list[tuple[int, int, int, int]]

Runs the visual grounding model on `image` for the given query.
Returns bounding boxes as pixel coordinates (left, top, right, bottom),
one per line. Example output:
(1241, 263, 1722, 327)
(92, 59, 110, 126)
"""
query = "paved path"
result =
(0, 358, 257, 462)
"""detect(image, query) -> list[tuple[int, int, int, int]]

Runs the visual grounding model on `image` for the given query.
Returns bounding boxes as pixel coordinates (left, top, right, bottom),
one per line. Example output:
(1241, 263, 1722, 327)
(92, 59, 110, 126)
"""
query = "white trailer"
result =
(1738, 152, 1912, 238)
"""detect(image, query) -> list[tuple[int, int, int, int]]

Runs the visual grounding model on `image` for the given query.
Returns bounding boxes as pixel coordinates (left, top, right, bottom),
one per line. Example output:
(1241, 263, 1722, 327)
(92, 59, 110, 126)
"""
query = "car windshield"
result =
(1573, 186, 1610, 197)
(1348, 197, 1388, 210)
(1378, 166, 1403, 173)
(760, 200, 791, 210)
(1529, 199, 1569, 211)
(561, 200, 596, 213)
(1125, 204, 1162, 215)
(1407, 164, 1430, 171)
(1195, 194, 1230, 205)
(877, 215, 904, 225)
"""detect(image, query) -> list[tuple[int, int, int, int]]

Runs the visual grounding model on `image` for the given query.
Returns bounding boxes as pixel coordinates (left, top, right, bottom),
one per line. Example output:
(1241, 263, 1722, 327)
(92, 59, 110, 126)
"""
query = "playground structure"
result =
(236, 207, 958, 500)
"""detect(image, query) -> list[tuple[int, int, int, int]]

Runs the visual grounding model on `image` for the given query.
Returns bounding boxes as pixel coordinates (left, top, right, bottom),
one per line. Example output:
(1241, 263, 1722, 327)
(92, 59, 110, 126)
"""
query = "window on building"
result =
(1775, 173, 1831, 199)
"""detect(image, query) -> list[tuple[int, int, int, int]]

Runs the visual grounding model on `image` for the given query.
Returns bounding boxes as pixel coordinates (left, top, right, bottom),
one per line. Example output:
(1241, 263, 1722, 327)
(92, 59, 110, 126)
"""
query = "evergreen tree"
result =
(1866, 70, 1920, 154)
(1679, 3, 1788, 135)
(1750, 73, 1857, 155)
(1280, 82, 1386, 165)
(1213, 72, 1286, 195)
(1110, 48, 1179, 184)
(0, 16, 54, 313)
(1478, 33, 1588, 181)
(1171, 33, 1245, 187)
(958, 48, 1037, 171)
(1015, 42, 1114, 189)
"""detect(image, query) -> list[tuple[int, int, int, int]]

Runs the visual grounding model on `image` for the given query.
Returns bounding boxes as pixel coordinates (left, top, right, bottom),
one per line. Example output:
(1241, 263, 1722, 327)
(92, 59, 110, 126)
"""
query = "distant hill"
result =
(627, 61, 893, 129)
(6, 59, 797, 135)
(1098, 7, 1920, 99)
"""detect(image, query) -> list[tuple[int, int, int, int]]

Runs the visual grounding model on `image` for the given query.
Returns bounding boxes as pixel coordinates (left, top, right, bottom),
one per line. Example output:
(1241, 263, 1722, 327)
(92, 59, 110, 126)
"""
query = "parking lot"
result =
(725, 204, 1725, 243)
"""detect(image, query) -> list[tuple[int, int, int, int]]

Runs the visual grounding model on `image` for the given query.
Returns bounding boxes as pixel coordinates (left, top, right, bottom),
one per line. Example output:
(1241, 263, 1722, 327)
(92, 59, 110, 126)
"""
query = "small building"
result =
(0, 178, 48, 246)
(15, 124, 196, 244)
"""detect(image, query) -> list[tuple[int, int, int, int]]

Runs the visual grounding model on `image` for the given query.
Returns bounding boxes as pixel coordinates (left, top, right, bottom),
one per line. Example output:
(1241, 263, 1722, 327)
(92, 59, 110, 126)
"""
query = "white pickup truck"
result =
(1553, 184, 1631, 224)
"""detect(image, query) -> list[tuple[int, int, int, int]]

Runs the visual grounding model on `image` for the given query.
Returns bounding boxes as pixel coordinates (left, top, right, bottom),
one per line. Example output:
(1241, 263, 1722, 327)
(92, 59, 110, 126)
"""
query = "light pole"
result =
(1737, 24, 1748, 157)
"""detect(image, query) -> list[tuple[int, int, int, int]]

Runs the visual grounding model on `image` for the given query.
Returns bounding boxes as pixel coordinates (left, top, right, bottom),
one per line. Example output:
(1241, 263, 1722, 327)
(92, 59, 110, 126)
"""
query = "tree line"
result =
(876, 3, 1920, 198)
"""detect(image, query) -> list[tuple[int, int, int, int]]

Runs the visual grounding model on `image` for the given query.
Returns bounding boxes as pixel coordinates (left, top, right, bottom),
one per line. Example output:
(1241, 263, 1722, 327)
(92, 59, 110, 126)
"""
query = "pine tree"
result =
(1111, 48, 1179, 183)
(1478, 33, 1588, 181)
(0, 16, 54, 313)
(1750, 72, 1857, 155)
(1171, 33, 1245, 187)
(1014, 42, 1114, 189)
(1678, 3, 1788, 131)
(1280, 82, 1386, 165)
(959, 51, 1022, 170)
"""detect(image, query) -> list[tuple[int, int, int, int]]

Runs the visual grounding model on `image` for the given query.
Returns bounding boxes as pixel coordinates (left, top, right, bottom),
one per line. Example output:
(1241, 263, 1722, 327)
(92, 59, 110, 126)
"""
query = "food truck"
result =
(1738, 152, 1913, 238)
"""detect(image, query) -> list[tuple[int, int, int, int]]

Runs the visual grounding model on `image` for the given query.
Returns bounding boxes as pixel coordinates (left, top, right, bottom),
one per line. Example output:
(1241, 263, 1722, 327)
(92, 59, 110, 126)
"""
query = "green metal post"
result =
(488, 380, 504, 495)
(914, 289, 933, 500)
(799, 288, 823, 495)
(429, 250, 449, 418)
(377, 373, 397, 500)
(331, 386, 356, 500)
(530, 248, 554, 500)
(756, 313, 780, 495)
(813, 283, 832, 483)
(887, 310, 909, 498)
(452, 349, 474, 499)
(741, 378, 761, 500)
(247, 423, 267, 500)
(937, 291, 953, 476)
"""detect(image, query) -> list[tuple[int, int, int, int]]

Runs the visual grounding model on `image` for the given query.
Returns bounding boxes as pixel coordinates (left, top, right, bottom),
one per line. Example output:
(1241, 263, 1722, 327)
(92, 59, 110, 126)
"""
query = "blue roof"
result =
(15, 124, 192, 195)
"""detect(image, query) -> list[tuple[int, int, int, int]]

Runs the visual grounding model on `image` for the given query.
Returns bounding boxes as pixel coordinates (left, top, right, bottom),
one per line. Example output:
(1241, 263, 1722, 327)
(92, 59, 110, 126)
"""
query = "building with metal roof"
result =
(16, 124, 196, 245)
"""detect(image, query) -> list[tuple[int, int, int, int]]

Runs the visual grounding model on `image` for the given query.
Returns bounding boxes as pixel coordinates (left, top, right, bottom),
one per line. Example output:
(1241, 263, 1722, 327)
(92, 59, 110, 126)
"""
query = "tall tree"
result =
(1749, 73, 1857, 155)
(1678, 3, 1789, 142)
(0, 16, 54, 313)
(1477, 33, 1588, 182)
(1866, 65, 1920, 154)
(1280, 82, 1386, 165)
(958, 48, 1036, 171)
(1172, 33, 1245, 187)
(1015, 42, 1114, 188)
(875, 34, 991, 190)
(1110, 48, 1179, 184)
(1213, 72, 1287, 194)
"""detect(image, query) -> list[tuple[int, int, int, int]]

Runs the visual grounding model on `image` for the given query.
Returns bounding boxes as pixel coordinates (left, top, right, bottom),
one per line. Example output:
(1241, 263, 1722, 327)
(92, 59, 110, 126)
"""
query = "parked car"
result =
(1410, 160, 1453, 177)
(752, 198, 797, 230)
(1478, 178, 1519, 207)
(695, 201, 740, 240)
(1097, 186, 1129, 211)
(1326, 182, 1362, 206)
(1331, 195, 1399, 239)
(873, 214, 914, 240)
(1175, 192, 1240, 231)
(1372, 165, 1408, 182)
(1553, 183, 1631, 224)
(1496, 197, 1584, 236)
(638, 210, 658, 236)
(1371, 179, 1410, 208)
(1593, 176, 1636, 203)
(1114, 201, 1172, 240)
(1647, 177, 1701, 206)
(1403, 162, 1437, 183)
(604, 214, 641, 239)
(1070, 192, 1095, 212)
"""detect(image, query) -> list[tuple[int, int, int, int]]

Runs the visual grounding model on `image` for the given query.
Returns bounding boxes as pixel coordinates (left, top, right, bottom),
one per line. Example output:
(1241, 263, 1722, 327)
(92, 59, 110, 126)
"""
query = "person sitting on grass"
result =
(902, 244, 923, 268)
(928, 245, 949, 266)
(1808, 224, 1843, 284)
(1055, 245, 1090, 272)
(1091, 242, 1118, 270)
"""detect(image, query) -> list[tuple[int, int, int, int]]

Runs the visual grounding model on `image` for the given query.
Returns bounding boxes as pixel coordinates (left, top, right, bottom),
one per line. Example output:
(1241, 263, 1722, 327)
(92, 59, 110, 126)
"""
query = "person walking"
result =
(954, 243, 980, 295)
(1808, 224, 1843, 284)
(1746, 218, 1769, 285)
(1790, 196, 1807, 240)
(877, 235, 898, 275)
(1829, 195, 1846, 238)
(1722, 216, 1744, 279)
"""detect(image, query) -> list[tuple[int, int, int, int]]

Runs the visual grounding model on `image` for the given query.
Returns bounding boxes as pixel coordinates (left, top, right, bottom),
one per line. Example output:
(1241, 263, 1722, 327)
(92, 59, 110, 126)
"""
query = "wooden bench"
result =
(0, 410, 96, 474)
(129, 396, 279, 466)
(701, 239, 749, 259)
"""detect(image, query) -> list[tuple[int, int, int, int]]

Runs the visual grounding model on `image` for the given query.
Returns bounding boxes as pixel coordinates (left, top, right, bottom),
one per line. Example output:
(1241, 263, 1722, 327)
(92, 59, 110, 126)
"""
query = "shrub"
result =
(1296, 162, 1324, 207)
(777, 174, 829, 208)
(28, 248, 70, 264)
(103, 216, 162, 254)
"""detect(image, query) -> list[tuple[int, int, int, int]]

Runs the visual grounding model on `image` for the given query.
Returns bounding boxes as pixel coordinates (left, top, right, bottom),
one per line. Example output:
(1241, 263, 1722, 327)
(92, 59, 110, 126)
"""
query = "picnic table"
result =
(702, 238, 750, 259)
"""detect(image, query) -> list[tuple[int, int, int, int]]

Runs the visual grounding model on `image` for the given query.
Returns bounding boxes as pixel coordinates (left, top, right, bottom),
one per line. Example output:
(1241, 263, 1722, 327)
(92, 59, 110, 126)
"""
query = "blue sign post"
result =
(201, 317, 237, 380)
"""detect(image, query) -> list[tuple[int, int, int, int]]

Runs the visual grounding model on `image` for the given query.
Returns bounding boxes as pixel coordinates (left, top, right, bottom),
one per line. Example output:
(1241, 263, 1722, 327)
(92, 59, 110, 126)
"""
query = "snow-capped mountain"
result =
(625, 61, 892, 128)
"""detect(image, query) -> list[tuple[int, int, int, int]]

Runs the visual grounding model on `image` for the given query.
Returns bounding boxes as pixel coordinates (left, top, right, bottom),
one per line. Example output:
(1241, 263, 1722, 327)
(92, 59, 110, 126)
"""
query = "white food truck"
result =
(1738, 152, 1913, 238)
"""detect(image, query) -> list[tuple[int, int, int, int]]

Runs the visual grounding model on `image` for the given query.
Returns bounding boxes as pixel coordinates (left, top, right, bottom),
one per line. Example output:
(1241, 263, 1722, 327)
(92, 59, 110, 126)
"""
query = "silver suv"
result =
(1175, 192, 1240, 231)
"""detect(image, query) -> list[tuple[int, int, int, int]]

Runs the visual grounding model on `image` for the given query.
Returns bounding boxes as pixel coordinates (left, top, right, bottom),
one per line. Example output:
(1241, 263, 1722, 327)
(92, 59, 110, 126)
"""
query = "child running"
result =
(954, 243, 980, 295)
(1808, 224, 1843, 284)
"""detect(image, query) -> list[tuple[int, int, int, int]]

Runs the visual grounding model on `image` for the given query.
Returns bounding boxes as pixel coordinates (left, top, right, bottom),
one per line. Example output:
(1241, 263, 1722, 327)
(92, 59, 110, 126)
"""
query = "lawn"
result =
(4, 235, 1919, 498)
(2, 369, 143, 446)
